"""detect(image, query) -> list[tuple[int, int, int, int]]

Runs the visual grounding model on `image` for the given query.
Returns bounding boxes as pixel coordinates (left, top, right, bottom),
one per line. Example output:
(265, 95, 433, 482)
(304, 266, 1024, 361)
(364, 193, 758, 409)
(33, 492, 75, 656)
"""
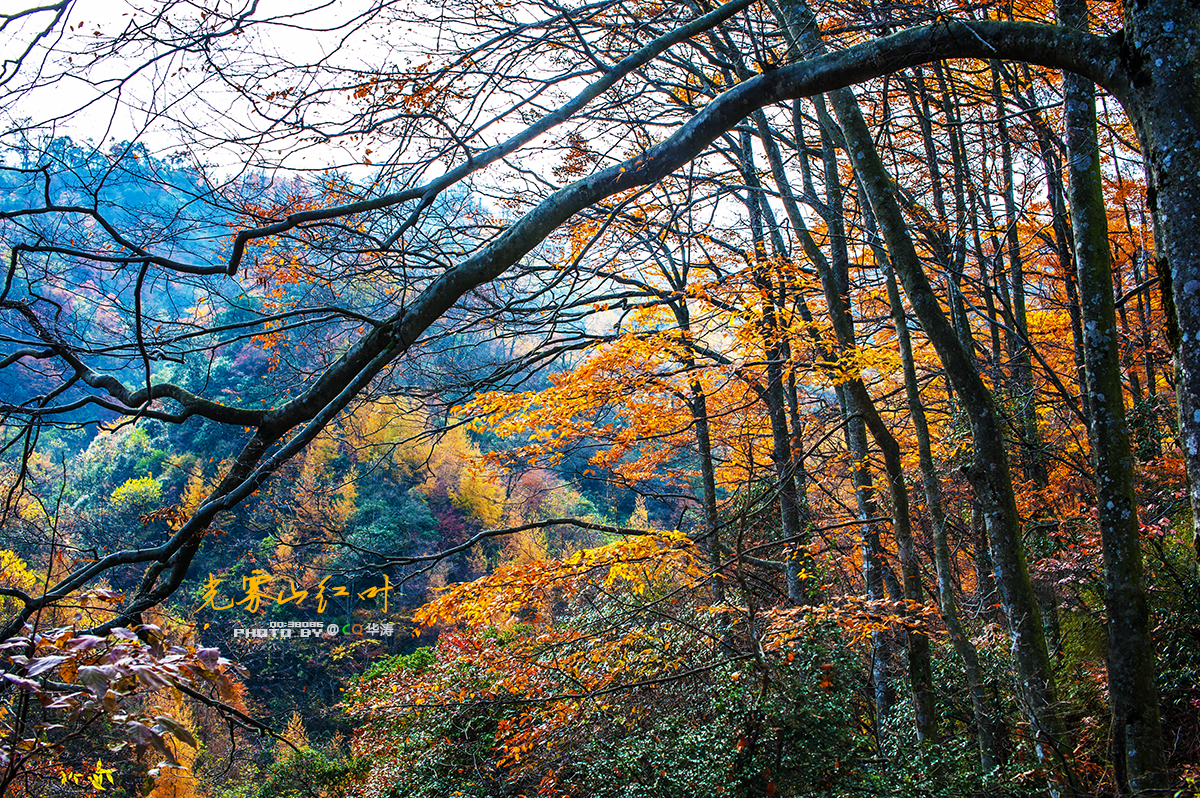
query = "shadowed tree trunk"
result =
(885, 258, 999, 769)
(1118, 0, 1200, 563)
(1061, 0, 1167, 792)
(740, 133, 809, 605)
(778, 0, 1071, 781)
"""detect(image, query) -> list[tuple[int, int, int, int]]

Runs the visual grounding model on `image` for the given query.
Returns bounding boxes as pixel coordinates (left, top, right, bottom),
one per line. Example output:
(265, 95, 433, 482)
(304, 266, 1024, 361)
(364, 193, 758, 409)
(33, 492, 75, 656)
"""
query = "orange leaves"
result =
(351, 77, 378, 102)
(415, 531, 701, 629)
(343, 528, 713, 796)
(762, 597, 940, 649)
(466, 331, 717, 491)
(665, 70, 717, 106)
(251, 254, 308, 294)
(347, 60, 466, 116)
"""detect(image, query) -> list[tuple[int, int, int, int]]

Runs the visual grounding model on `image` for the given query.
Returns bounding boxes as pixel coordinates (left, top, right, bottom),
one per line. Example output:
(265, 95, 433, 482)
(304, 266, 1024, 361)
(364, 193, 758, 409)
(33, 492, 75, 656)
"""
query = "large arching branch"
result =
(0, 12, 1124, 639)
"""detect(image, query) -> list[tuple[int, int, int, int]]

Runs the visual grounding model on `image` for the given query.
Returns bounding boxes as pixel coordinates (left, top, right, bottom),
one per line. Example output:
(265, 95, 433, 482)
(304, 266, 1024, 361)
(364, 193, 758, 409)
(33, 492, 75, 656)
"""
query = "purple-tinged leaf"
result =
(77, 665, 112, 699)
(2, 673, 40, 691)
(69, 635, 105, 652)
(196, 648, 221, 669)
(154, 715, 198, 748)
(26, 656, 68, 677)
(131, 665, 171, 689)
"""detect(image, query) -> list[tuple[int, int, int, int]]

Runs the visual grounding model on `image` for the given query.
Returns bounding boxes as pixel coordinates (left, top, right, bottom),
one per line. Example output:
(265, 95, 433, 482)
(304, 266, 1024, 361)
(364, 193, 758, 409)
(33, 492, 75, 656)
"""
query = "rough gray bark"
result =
(1061, 0, 1167, 791)
(1118, 0, 1200, 562)
(739, 132, 809, 604)
(777, 1, 1071, 777)
(885, 252, 998, 768)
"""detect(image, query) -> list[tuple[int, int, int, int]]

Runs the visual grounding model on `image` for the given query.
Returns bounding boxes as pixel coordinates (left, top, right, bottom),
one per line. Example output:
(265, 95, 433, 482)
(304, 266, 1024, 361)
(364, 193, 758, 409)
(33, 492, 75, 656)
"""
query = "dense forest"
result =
(0, 0, 1198, 796)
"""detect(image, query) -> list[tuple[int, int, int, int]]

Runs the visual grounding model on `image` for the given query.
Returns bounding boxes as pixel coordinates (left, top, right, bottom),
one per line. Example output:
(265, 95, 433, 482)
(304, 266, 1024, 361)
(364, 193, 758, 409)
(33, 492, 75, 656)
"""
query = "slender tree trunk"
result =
(997, 80, 1048, 488)
(740, 132, 808, 604)
(994, 77, 1066, 660)
(967, 183, 1006, 371)
(689, 365, 725, 608)
(754, 98, 936, 739)
(779, 4, 1072, 780)
(932, 64, 976, 356)
(1062, 0, 1167, 791)
(1131, 254, 1163, 459)
(812, 103, 936, 741)
(836, 382, 897, 742)
(1007, 67, 1091, 418)
(885, 261, 998, 768)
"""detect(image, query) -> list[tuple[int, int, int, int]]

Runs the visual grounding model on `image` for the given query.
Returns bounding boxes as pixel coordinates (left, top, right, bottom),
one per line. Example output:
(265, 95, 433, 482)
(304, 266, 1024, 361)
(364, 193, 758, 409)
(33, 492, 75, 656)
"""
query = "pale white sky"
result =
(0, 0, 434, 175)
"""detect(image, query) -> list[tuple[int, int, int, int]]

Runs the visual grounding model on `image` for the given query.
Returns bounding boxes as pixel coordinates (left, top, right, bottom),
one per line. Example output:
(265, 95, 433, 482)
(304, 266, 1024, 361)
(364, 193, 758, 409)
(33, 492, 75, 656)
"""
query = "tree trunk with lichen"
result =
(1065, 0, 1168, 792)
(776, 1, 1070, 778)
(1118, 0, 1200, 564)
(885, 265, 1000, 769)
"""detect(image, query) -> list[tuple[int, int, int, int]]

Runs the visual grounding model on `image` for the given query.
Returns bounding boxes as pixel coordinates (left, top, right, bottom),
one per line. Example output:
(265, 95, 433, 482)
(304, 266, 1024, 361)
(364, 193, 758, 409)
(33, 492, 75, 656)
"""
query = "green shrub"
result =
(361, 646, 436, 682)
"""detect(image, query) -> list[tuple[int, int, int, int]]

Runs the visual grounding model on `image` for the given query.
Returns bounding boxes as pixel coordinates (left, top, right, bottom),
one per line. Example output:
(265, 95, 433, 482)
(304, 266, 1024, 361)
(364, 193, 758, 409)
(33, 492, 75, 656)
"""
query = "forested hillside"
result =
(1, 0, 1198, 796)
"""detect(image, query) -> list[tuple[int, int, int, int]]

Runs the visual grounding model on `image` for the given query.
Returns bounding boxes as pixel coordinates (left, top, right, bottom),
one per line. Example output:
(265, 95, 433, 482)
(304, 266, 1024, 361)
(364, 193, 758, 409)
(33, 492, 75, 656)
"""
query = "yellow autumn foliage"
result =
(416, 531, 702, 630)
(109, 475, 163, 510)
